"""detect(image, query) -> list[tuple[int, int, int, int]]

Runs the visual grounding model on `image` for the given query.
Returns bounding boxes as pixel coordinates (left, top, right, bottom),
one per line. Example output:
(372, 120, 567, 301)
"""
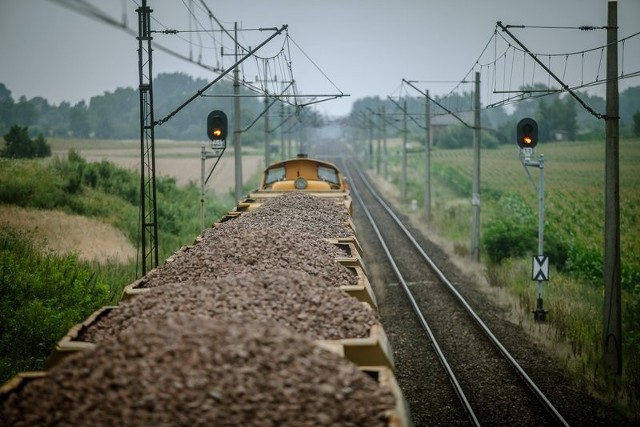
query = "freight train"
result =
(0, 156, 409, 426)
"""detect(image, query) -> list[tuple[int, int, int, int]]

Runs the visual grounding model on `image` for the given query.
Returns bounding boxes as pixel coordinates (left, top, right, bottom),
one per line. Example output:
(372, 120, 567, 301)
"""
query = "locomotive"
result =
(0, 156, 410, 426)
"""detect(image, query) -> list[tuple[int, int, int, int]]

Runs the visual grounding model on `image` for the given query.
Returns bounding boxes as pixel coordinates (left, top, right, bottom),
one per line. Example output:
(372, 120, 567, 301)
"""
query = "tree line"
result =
(2, 74, 639, 148)
(0, 73, 282, 144)
(350, 84, 640, 149)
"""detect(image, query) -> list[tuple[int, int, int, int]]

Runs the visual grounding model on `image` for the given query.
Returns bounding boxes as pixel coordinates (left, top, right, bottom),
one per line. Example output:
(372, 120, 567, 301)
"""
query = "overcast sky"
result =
(1, 0, 639, 117)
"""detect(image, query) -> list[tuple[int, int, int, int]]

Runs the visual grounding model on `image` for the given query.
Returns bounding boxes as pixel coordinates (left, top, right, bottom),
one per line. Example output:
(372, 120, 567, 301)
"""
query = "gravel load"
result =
(1, 315, 395, 427)
(81, 269, 378, 343)
(232, 192, 354, 239)
(141, 227, 358, 289)
(139, 193, 357, 289)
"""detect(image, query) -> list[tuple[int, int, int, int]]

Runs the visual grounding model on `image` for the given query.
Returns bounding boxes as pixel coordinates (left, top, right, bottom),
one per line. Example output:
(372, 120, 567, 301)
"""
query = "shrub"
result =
(482, 192, 572, 268)
(434, 124, 499, 149)
(435, 124, 471, 149)
(563, 242, 603, 286)
(0, 159, 66, 208)
(0, 125, 50, 158)
(482, 192, 537, 263)
(483, 218, 536, 263)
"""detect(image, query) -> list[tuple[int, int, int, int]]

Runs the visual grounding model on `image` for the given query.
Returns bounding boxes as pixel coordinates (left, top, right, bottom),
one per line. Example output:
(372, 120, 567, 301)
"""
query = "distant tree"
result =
(29, 96, 53, 136)
(0, 84, 14, 133)
(0, 83, 11, 102)
(621, 87, 640, 126)
(1, 125, 51, 158)
(435, 124, 472, 149)
(70, 101, 91, 137)
(12, 96, 38, 127)
(537, 94, 577, 142)
(47, 101, 71, 137)
(33, 134, 51, 157)
(565, 98, 577, 140)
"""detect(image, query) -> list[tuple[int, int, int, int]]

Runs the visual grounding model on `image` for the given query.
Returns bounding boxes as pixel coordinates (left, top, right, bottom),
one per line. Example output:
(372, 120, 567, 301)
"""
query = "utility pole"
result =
(280, 103, 285, 160)
(264, 96, 271, 167)
(402, 98, 408, 200)
(376, 106, 382, 174)
(424, 89, 432, 220)
(471, 71, 481, 261)
(136, 0, 158, 276)
(603, 0, 622, 383)
(233, 22, 242, 201)
(382, 105, 388, 181)
(368, 114, 373, 169)
(255, 76, 281, 166)
(288, 117, 293, 158)
(298, 119, 305, 154)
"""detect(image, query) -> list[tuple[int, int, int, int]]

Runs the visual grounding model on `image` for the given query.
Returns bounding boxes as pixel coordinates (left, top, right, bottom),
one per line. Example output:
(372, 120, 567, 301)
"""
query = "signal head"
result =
(207, 110, 228, 141)
(516, 117, 538, 149)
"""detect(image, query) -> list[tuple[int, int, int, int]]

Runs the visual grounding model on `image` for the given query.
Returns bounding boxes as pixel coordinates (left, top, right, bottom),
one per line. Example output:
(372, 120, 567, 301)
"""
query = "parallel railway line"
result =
(344, 158, 569, 426)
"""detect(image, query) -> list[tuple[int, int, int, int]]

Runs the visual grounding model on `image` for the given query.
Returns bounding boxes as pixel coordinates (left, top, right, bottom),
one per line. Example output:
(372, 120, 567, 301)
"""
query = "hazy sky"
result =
(1, 0, 639, 117)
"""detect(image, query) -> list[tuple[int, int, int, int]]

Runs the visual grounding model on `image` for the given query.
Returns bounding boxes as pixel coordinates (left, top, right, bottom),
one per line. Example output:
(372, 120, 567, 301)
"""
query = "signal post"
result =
(517, 118, 549, 322)
(201, 111, 228, 231)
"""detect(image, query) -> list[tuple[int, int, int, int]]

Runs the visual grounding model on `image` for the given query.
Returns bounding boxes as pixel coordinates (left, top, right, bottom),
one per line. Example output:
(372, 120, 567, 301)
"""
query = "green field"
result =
(394, 138, 640, 279)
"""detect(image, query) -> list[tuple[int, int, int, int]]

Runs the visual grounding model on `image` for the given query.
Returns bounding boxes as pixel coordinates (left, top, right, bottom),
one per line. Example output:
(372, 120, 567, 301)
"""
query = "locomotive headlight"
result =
(294, 177, 308, 190)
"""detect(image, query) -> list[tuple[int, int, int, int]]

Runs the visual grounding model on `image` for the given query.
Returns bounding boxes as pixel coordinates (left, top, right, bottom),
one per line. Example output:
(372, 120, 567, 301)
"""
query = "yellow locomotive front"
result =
(258, 155, 348, 193)
(225, 155, 351, 217)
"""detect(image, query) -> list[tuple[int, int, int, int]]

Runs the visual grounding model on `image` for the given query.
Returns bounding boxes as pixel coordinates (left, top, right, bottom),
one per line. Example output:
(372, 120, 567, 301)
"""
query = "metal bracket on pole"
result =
(521, 151, 547, 322)
(200, 140, 226, 232)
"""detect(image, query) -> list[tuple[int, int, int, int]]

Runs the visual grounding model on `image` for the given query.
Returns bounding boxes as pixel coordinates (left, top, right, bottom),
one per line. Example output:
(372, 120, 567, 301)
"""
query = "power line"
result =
(498, 21, 603, 119)
(503, 24, 611, 31)
(442, 20, 640, 115)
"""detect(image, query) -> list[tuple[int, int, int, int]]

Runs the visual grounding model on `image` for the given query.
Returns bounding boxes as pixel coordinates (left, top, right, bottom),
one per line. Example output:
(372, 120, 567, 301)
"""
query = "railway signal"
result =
(516, 117, 548, 322)
(207, 110, 228, 141)
(516, 117, 538, 149)
(202, 110, 229, 232)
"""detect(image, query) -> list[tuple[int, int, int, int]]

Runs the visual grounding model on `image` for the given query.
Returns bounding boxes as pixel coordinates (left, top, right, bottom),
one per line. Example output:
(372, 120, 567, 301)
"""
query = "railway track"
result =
(343, 158, 569, 426)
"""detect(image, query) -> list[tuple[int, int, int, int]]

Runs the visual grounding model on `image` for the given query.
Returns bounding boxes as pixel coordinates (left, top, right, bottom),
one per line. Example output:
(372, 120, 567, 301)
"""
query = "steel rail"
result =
(348, 160, 569, 427)
(343, 160, 481, 427)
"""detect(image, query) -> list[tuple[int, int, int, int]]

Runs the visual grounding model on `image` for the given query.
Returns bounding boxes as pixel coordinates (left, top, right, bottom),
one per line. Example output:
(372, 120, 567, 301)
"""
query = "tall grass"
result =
(0, 226, 127, 382)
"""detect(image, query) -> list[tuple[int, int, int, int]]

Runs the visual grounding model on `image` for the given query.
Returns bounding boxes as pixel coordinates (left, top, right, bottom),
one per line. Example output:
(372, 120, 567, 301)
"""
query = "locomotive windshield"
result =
(317, 165, 339, 185)
(265, 166, 285, 185)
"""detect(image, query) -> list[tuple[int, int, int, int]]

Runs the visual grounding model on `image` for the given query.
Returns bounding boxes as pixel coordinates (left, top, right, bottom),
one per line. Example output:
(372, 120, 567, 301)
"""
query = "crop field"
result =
(48, 138, 264, 192)
(388, 138, 640, 276)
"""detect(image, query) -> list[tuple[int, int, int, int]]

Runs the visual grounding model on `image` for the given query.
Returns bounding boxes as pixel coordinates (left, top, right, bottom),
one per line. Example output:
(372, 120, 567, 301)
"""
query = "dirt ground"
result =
(0, 205, 135, 264)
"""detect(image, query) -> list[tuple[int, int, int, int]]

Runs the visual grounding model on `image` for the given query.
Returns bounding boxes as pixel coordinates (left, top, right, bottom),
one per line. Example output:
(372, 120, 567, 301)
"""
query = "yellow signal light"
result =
(207, 110, 228, 141)
(516, 118, 538, 148)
